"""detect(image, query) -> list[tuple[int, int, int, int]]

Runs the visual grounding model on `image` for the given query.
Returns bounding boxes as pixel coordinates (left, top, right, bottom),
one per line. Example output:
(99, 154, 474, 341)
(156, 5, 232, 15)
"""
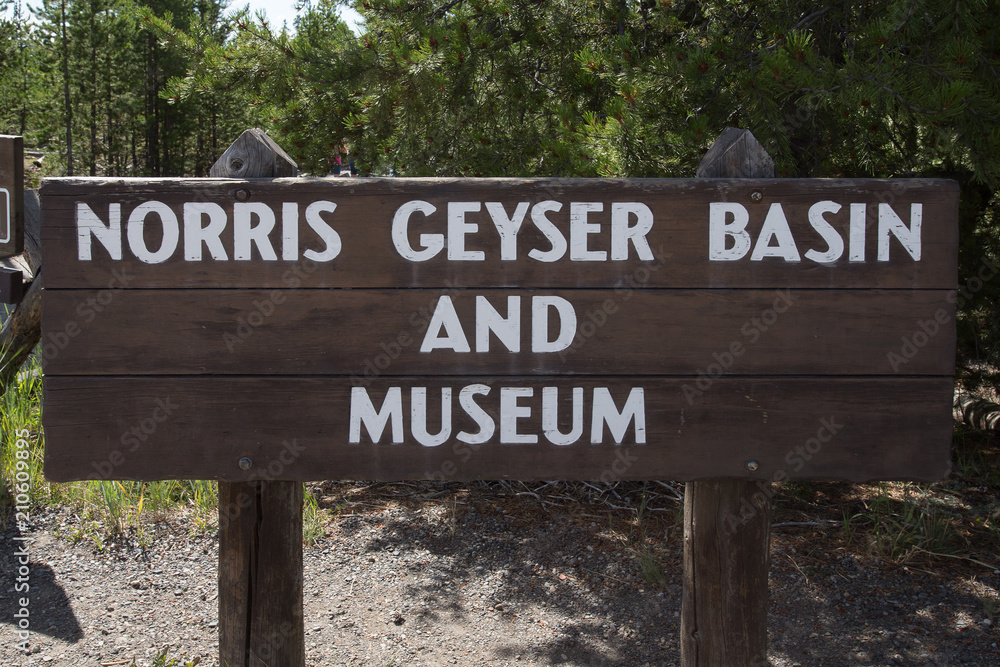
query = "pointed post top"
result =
(696, 127, 775, 179)
(210, 128, 298, 178)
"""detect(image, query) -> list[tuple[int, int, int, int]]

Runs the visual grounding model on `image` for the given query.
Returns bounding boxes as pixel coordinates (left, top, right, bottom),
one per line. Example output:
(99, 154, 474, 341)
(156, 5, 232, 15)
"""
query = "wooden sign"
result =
(0, 135, 24, 259)
(40, 177, 958, 483)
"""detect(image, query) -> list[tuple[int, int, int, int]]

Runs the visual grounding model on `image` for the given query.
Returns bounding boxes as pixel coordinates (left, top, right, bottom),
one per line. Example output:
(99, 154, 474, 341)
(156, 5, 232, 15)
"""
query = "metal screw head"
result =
(238, 457, 253, 470)
(750, 190, 763, 202)
(745, 459, 760, 472)
(235, 188, 251, 202)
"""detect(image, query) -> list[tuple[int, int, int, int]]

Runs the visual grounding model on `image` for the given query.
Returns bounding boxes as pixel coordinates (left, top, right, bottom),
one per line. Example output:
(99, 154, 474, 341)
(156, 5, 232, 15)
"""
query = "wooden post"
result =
(212, 129, 305, 667)
(0, 189, 42, 393)
(0, 135, 25, 259)
(681, 127, 774, 667)
(219, 481, 304, 667)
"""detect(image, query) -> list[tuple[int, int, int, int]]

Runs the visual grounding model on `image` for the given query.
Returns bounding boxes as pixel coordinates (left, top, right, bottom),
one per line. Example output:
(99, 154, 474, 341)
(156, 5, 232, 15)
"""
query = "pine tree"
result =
(156, 0, 1000, 382)
(0, 0, 37, 136)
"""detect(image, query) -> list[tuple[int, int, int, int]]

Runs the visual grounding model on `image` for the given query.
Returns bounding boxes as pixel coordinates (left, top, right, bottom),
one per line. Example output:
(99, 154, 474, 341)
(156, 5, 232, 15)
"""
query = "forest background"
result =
(1, 0, 998, 384)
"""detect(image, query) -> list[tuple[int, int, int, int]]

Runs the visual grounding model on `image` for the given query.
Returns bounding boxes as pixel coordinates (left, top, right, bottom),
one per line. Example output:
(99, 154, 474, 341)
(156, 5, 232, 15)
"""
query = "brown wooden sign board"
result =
(0, 135, 24, 259)
(39, 177, 958, 483)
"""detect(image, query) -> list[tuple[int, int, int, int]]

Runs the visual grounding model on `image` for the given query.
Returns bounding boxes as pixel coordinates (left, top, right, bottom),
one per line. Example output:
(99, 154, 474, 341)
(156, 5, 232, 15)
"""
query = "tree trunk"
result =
(60, 0, 73, 176)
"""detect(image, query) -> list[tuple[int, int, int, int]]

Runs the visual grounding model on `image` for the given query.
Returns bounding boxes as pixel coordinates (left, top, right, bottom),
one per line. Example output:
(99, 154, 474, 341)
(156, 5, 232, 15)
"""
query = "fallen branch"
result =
(953, 390, 1000, 431)
(0, 190, 42, 395)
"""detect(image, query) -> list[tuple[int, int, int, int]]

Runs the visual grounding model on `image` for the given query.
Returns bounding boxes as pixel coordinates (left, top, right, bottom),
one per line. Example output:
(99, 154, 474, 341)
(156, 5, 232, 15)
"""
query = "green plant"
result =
(184, 479, 219, 517)
(303, 486, 324, 546)
(638, 546, 666, 586)
(841, 509, 860, 545)
(866, 484, 964, 564)
(982, 595, 999, 623)
(138, 648, 201, 667)
(95, 481, 129, 535)
(0, 355, 44, 514)
(953, 425, 1000, 485)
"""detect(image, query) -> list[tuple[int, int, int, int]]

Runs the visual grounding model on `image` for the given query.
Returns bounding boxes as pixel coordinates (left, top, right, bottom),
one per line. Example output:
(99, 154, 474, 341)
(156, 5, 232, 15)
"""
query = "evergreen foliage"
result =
(0, 0, 261, 176)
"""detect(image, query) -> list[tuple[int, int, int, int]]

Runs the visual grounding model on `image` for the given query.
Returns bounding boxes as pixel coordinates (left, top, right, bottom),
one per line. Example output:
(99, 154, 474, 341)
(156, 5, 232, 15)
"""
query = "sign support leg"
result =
(681, 480, 771, 665)
(681, 127, 775, 666)
(218, 480, 305, 667)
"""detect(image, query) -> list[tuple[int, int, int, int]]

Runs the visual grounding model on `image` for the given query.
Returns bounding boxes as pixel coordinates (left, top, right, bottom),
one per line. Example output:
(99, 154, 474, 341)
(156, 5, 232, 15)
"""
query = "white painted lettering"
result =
(281, 202, 299, 261)
(610, 202, 654, 260)
(709, 202, 751, 260)
(500, 387, 536, 444)
(878, 203, 922, 261)
(392, 200, 442, 261)
(591, 387, 646, 444)
(77, 203, 121, 260)
(527, 200, 567, 262)
(353, 385, 647, 446)
(475, 295, 520, 352)
(457, 384, 494, 444)
(349, 386, 403, 443)
(184, 202, 228, 261)
(234, 202, 277, 261)
(411, 387, 451, 447)
(542, 387, 584, 445)
(804, 200, 844, 263)
(420, 296, 471, 352)
(532, 295, 577, 353)
(849, 202, 867, 262)
(447, 202, 485, 261)
(570, 202, 606, 261)
(127, 201, 179, 264)
(485, 202, 528, 260)
(751, 203, 800, 262)
(303, 200, 341, 262)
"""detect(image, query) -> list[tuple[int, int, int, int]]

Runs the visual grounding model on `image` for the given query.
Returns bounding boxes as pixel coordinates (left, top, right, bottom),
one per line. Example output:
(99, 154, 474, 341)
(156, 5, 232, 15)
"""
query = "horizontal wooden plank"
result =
(41, 376, 953, 483)
(40, 177, 958, 289)
(40, 288, 956, 376)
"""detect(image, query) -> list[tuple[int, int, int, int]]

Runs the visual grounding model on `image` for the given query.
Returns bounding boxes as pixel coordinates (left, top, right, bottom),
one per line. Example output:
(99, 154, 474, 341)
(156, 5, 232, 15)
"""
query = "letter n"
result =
(77, 203, 122, 260)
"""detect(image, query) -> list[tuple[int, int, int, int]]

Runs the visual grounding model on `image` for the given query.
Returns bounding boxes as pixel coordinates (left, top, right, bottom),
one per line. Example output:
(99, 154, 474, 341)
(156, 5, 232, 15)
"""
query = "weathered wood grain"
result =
(209, 128, 297, 178)
(219, 480, 304, 667)
(0, 135, 24, 259)
(40, 177, 959, 289)
(682, 479, 771, 666)
(696, 126, 776, 179)
(0, 191, 42, 393)
(39, 170, 958, 488)
(40, 288, 957, 376)
(42, 376, 953, 483)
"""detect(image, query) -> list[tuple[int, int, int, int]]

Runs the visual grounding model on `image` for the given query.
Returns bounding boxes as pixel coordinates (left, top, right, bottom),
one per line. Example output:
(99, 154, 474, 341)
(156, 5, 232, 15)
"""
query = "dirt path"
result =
(2, 482, 998, 666)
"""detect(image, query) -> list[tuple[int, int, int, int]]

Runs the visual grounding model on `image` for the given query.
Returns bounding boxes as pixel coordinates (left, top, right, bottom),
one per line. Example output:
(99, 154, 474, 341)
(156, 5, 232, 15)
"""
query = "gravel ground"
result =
(1, 482, 998, 666)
